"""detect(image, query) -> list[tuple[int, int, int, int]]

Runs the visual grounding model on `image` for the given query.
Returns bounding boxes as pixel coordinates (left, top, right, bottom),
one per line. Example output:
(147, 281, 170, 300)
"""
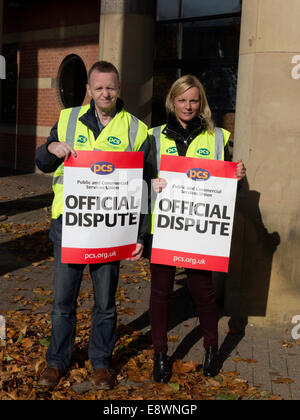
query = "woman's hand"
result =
(126, 243, 144, 261)
(152, 177, 167, 193)
(235, 160, 246, 180)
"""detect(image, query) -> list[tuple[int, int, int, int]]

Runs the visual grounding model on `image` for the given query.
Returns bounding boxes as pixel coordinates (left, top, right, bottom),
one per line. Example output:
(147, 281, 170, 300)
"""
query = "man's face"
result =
(87, 70, 120, 113)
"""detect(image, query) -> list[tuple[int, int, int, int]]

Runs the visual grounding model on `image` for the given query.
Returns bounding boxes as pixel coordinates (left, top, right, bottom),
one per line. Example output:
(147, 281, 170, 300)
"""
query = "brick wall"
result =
(0, 0, 100, 171)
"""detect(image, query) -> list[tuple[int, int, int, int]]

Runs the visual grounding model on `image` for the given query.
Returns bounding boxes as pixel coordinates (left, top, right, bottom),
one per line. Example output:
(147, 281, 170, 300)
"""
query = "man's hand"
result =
(152, 177, 167, 193)
(126, 243, 144, 262)
(48, 142, 77, 160)
(235, 160, 246, 180)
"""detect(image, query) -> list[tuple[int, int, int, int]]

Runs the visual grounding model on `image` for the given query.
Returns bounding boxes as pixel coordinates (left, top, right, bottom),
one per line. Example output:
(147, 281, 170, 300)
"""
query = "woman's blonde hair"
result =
(165, 74, 214, 133)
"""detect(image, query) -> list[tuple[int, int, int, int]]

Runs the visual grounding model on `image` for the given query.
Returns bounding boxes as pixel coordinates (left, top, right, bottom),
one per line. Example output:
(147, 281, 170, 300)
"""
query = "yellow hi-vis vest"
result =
(51, 104, 148, 219)
(148, 124, 230, 233)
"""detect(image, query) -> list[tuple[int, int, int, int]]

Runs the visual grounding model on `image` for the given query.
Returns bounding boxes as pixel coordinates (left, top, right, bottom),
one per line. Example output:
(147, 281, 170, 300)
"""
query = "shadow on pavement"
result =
(0, 229, 52, 275)
(0, 168, 30, 177)
(0, 193, 53, 217)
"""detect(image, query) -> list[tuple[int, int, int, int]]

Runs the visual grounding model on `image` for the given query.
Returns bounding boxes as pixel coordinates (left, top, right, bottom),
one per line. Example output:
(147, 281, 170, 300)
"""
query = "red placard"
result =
(150, 155, 238, 272)
(61, 150, 143, 264)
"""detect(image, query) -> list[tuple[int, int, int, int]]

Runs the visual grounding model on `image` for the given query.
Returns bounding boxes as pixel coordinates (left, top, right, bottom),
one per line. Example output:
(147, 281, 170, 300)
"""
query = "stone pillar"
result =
(99, 0, 155, 125)
(228, 0, 300, 327)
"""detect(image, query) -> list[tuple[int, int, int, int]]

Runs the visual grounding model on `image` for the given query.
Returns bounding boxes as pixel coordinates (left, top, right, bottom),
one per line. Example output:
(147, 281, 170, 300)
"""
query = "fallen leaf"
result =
(269, 395, 284, 400)
(12, 296, 23, 303)
(9, 365, 21, 373)
(169, 382, 180, 393)
(21, 338, 34, 349)
(127, 369, 146, 383)
(215, 392, 239, 400)
(206, 378, 221, 387)
(167, 335, 179, 342)
(32, 262, 42, 267)
(233, 357, 257, 364)
(7, 390, 19, 400)
(123, 308, 135, 316)
(272, 378, 294, 384)
(16, 335, 24, 343)
(34, 359, 47, 375)
(232, 357, 243, 362)
(172, 360, 199, 374)
(6, 329, 17, 339)
(52, 391, 68, 400)
(20, 326, 28, 336)
(26, 389, 37, 400)
(39, 337, 51, 347)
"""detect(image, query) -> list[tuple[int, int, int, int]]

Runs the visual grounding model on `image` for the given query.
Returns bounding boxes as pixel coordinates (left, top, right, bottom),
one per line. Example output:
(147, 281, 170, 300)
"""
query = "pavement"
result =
(0, 169, 300, 400)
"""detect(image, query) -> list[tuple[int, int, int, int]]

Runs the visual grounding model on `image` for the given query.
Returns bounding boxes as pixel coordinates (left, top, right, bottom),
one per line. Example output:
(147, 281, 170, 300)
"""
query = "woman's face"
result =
(173, 86, 201, 128)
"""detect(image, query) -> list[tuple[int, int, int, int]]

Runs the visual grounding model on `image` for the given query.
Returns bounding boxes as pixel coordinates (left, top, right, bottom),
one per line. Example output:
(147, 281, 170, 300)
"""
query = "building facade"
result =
(0, 0, 100, 172)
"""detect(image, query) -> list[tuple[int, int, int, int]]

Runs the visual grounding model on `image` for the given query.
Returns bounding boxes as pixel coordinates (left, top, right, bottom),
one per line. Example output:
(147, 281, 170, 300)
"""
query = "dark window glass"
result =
(156, 0, 241, 21)
(155, 23, 181, 61)
(0, 43, 17, 124)
(157, 0, 180, 21)
(182, 0, 241, 18)
(182, 17, 241, 114)
(58, 55, 87, 108)
(152, 22, 182, 125)
(153, 13, 241, 127)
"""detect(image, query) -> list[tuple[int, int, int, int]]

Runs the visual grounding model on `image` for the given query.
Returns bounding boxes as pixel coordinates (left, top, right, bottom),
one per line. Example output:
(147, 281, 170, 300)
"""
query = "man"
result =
(35, 61, 149, 389)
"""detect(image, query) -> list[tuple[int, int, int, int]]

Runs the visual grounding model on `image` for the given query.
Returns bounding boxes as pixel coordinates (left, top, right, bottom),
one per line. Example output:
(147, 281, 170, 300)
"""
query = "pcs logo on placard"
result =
(187, 168, 210, 181)
(91, 161, 115, 175)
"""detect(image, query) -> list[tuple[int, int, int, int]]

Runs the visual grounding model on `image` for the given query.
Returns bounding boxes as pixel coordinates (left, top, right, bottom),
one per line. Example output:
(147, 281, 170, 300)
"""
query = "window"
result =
(157, 0, 181, 21)
(58, 55, 87, 108)
(182, 0, 241, 19)
(153, 0, 242, 127)
(0, 43, 17, 124)
(157, 0, 241, 21)
(181, 17, 241, 111)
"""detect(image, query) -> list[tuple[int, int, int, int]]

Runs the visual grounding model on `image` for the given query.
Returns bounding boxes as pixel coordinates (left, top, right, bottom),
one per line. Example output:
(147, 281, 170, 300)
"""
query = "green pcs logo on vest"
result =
(166, 146, 177, 154)
(197, 148, 210, 157)
(76, 135, 88, 145)
(106, 136, 122, 147)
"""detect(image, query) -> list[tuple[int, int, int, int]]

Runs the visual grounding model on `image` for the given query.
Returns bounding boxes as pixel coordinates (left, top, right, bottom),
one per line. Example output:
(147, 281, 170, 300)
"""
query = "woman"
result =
(148, 75, 246, 383)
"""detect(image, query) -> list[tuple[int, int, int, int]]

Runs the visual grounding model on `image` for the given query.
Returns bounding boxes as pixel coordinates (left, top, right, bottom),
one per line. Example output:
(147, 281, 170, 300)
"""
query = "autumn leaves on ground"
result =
(0, 219, 282, 400)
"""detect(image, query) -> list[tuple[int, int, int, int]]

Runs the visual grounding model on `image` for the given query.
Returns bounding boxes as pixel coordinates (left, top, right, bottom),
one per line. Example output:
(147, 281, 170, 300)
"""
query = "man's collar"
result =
(90, 97, 124, 113)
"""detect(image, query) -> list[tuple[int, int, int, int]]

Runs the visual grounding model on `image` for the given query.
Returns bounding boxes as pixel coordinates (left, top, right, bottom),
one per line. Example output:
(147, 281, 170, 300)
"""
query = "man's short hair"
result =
(87, 61, 120, 84)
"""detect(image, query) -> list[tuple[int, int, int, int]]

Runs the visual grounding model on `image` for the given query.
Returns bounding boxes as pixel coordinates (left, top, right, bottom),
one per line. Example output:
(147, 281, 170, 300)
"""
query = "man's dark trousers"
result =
(46, 244, 120, 370)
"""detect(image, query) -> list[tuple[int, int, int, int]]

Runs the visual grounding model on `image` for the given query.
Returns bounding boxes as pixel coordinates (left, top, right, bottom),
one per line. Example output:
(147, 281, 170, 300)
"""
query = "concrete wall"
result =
(228, 0, 300, 327)
(99, 0, 155, 125)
